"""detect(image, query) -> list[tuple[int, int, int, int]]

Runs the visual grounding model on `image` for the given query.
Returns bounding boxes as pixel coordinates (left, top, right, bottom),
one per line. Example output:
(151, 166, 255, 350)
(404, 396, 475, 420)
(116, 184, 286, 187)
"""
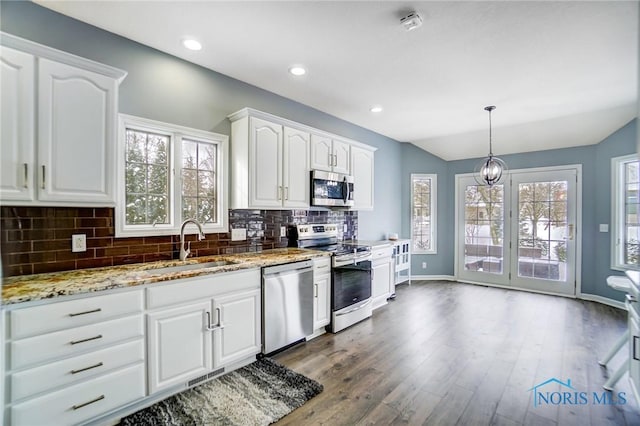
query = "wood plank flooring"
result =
(273, 281, 640, 426)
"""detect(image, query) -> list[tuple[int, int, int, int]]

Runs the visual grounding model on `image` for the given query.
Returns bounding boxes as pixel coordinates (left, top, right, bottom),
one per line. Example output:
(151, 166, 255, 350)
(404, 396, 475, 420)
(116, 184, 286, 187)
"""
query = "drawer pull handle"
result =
(72, 395, 105, 410)
(69, 308, 102, 317)
(70, 362, 104, 375)
(627, 294, 637, 303)
(70, 334, 103, 345)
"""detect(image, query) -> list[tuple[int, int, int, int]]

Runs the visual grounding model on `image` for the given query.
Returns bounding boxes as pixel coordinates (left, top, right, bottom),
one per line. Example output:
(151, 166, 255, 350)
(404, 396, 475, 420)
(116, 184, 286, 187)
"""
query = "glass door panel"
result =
(457, 177, 510, 285)
(510, 170, 576, 295)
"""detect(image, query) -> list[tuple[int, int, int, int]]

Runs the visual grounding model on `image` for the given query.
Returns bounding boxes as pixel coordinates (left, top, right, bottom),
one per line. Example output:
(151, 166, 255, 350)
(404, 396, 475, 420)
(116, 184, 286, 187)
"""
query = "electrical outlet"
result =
(599, 224, 609, 232)
(280, 226, 287, 237)
(422, 262, 427, 269)
(231, 228, 247, 241)
(72, 234, 86, 253)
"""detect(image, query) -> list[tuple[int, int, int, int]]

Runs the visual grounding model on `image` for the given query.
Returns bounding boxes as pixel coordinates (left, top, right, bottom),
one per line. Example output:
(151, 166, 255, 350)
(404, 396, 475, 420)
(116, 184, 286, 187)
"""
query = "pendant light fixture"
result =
(474, 105, 507, 186)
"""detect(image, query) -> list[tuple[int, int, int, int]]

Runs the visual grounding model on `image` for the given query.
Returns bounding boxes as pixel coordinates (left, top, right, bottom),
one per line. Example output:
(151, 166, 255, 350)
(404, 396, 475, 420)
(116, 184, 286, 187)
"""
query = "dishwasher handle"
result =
(262, 260, 314, 276)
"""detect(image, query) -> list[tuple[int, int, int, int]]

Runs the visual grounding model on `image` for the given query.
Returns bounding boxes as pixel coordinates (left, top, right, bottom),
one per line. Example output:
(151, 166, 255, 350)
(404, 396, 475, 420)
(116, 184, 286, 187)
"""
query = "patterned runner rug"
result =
(120, 358, 323, 425)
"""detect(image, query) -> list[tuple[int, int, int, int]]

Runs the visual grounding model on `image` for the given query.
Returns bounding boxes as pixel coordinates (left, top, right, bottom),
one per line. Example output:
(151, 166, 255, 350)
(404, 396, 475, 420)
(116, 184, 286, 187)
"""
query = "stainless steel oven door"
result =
(311, 170, 354, 207)
(332, 260, 372, 311)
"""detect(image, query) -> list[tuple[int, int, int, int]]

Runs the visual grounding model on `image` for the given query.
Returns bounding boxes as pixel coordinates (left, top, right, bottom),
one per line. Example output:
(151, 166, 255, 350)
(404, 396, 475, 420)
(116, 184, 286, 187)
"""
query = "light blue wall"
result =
(0, 1, 402, 241)
(594, 120, 637, 300)
(443, 119, 636, 300)
(400, 144, 451, 275)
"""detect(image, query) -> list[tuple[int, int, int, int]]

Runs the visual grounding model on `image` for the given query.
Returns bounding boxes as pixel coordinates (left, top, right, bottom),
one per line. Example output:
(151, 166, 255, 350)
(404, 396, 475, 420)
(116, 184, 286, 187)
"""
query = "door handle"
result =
(23, 163, 28, 188)
(568, 224, 574, 241)
(41, 165, 46, 189)
(634, 336, 640, 361)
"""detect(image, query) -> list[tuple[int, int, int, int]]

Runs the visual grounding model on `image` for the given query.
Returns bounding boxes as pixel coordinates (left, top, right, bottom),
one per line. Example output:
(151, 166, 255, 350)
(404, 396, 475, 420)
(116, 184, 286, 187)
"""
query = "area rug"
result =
(120, 358, 323, 426)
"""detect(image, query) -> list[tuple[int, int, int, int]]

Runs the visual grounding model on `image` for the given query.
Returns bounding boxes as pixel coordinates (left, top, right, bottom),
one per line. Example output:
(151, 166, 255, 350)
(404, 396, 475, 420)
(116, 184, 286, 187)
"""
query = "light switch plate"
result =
(231, 228, 247, 241)
(599, 224, 609, 233)
(280, 226, 287, 237)
(71, 234, 86, 252)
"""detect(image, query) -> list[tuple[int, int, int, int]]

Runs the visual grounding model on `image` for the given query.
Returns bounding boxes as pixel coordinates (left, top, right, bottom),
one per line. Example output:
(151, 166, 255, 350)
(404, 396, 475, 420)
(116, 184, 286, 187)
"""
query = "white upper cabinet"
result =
(350, 145, 375, 210)
(38, 58, 118, 204)
(310, 134, 350, 175)
(0, 33, 126, 206)
(283, 127, 310, 208)
(0, 46, 35, 202)
(249, 117, 283, 208)
(230, 110, 310, 209)
(229, 108, 375, 210)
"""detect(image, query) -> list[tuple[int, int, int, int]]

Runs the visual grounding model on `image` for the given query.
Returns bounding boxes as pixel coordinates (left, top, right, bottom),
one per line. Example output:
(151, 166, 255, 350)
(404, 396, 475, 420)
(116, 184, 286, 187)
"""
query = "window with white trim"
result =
(612, 154, 640, 270)
(117, 114, 228, 237)
(411, 174, 437, 254)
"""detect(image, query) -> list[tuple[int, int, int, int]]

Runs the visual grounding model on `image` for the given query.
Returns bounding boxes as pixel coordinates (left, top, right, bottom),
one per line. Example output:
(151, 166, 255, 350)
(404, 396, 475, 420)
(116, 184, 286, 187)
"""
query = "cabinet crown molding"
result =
(1, 31, 127, 82)
(228, 107, 377, 152)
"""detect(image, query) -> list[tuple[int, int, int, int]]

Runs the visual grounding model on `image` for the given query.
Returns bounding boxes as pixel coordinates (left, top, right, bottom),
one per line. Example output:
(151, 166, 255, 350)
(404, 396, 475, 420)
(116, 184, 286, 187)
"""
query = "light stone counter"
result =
(2, 248, 329, 305)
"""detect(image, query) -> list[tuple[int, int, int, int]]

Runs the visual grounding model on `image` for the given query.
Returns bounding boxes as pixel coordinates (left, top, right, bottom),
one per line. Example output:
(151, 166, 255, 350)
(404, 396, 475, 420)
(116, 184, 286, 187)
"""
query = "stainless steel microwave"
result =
(311, 170, 354, 207)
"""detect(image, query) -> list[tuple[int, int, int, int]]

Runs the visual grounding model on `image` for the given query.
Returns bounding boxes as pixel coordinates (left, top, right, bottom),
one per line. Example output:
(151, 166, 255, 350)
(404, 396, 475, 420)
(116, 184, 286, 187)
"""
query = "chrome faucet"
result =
(179, 218, 205, 261)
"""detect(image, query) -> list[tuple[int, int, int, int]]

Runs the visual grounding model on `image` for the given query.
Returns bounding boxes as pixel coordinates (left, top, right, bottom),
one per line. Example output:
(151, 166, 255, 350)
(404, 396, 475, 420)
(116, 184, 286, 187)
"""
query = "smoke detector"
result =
(400, 12, 423, 31)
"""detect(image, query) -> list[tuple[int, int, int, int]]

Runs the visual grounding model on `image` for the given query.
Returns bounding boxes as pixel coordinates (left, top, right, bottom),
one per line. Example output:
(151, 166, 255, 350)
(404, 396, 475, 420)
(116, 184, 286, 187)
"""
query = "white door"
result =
(350, 145, 374, 210)
(457, 167, 578, 296)
(283, 127, 310, 208)
(0, 46, 35, 202)
(313, 272, 331, 329)
(310, 134, 333, 172)
(332, 139, 351, 175)
(38, 58, 117, 204)
(510, 169, 577, 295)
(371, 259, 392, 309)
(147, 301, 212, 394)
(212, 289, 261, 368)
(249, 117, 282, 208)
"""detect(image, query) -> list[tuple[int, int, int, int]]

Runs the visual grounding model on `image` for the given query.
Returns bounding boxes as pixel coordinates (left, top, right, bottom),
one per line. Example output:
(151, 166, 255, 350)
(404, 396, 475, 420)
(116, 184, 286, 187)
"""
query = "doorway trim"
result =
(454, 164, 582, 298)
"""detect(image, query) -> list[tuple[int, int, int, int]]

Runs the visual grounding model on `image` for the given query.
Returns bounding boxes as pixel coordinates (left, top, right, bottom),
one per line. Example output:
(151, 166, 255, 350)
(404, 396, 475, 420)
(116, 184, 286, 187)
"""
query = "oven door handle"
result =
(336, 299, 371, 316)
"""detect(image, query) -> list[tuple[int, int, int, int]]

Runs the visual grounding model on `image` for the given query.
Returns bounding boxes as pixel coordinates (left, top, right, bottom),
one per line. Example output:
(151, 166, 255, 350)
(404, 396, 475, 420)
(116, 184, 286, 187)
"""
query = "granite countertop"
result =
(1, 248, 330, 306)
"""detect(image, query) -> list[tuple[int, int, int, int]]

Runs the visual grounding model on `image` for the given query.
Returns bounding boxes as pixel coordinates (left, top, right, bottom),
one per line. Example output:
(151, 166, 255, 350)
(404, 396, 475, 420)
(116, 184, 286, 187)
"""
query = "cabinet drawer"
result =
(147, 269, 260, 310)
(11, 338, 144, 402)
(313, 257, 331, 273)
(10, 289, 143, 339)
(11, 315, 143, 370)
(372, 246, 393, 260)
(10, 362, 145, 426)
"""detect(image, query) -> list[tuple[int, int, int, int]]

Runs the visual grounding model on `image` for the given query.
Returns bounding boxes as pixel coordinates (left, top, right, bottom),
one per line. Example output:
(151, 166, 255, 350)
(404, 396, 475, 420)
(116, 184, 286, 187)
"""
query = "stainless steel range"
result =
(289, 224, 373, 333)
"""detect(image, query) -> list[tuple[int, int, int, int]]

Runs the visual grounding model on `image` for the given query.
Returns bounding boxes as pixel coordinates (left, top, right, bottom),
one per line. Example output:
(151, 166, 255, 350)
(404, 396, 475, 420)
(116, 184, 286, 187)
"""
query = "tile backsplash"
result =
(1, 207, 357, 277)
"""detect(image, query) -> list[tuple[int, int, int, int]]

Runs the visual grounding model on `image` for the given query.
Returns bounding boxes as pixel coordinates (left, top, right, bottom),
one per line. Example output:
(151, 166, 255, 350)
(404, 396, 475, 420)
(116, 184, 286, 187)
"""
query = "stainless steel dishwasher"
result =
(262, 260, 314, 355)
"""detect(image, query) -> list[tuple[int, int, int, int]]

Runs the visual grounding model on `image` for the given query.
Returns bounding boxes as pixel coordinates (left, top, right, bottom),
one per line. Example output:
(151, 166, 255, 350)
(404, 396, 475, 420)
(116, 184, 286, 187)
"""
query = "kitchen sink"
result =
(149, 260, 237, 275)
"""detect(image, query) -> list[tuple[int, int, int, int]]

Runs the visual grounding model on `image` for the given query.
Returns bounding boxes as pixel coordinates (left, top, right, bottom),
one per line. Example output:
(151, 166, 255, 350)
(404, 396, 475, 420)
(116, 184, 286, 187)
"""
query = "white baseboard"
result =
(405, 277, 626, 310)
(408, 275, 456, 281)
(579, 293, 626, 310)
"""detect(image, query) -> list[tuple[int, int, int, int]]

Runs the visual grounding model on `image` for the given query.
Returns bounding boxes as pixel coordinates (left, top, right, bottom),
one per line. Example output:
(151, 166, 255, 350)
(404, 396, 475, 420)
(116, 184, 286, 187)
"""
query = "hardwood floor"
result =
(273, 281, 640, 426)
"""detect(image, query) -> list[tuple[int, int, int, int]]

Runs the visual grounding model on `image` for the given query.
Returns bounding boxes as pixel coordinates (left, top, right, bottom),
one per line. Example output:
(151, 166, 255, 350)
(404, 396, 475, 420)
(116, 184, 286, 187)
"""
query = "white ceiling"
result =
(36, 0, 639, 160)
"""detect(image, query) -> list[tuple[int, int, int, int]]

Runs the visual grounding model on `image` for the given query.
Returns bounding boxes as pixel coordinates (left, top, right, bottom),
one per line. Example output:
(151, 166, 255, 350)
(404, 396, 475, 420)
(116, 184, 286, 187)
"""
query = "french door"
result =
(456, 167, 579, 296)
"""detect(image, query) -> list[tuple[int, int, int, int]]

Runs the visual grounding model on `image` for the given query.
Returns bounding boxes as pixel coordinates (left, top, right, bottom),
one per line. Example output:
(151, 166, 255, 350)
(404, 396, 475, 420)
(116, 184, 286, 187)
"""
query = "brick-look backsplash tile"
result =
(0, 206, 357, 277)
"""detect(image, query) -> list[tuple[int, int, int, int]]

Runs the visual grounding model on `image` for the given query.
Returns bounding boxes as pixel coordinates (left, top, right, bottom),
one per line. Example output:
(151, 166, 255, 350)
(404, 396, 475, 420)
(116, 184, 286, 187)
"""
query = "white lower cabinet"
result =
(3, 268, 262, 425)
(213, 289, 261, 367)
(147, 300, 213, 394)
(11, 363, 145, 426)
(371, 246, 394, 310)
(146, 268, 261, 395)
(312, 257, 331, 331)
(4, 288, 145, 426)
(629, 304, 640, 403)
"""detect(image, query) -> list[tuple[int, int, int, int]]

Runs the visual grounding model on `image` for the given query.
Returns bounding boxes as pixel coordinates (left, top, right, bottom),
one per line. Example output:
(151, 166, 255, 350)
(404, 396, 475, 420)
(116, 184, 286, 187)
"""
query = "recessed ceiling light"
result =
(289, 66, 307, 76)
(370, 105, 383, 113)
(182, 38, 202, 51)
